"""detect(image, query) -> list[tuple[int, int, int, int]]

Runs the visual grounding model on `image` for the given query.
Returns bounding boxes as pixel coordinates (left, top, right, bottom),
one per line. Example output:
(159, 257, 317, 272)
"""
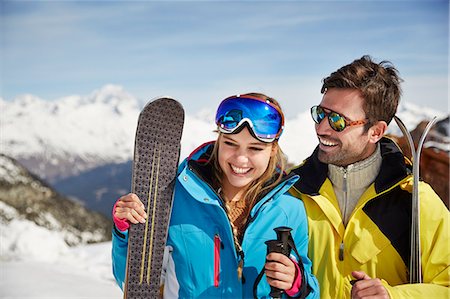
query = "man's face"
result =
(315, 88, 376, 167)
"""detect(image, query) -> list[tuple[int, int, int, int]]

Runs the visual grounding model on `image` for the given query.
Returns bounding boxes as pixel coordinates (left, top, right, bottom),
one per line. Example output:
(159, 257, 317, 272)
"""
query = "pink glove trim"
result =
(113, 201, 130, 232)
(285, 259, 302, 296)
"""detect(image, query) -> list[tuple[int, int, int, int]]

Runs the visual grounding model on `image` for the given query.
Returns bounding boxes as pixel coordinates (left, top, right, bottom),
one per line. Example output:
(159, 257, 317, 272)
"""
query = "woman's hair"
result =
(208, 93, 287, 243)
(321, 55, 403, 127)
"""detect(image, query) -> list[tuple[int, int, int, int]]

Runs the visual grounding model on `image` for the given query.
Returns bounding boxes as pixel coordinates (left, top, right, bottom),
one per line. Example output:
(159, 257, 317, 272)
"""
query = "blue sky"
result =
(1, 0, 448, 117)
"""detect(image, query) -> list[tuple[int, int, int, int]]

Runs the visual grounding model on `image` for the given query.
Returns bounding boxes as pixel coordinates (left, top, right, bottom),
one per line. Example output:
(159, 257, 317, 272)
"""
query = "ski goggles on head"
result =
(311, 105, 367, 132)
(215, 95, 284, 142)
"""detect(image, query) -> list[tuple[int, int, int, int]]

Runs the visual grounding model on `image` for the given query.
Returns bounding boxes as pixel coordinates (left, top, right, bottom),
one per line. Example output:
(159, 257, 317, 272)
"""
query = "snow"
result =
(424, 140, 450, 152)
(1, 213, 122, 298)
(0, 201, 121, 298)
(1, 250, 122, 299)
(1, 85, 139, 162)
(0, 155, 31, 185)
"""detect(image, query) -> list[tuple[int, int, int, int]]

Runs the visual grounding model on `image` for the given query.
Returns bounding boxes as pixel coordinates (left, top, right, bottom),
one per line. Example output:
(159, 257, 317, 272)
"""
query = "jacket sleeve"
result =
(384, 182, 450, 298)
(291, 199, 320, 299)
(111, 225, 129, 290)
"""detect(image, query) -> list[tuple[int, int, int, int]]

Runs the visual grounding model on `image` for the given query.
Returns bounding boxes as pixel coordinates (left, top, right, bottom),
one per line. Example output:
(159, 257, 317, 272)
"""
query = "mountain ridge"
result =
(2, 84, 445, 182)
(0, 154, 111, 246)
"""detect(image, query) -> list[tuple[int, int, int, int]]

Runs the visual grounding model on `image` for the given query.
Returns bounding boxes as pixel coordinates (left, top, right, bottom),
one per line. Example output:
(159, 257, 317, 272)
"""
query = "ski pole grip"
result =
(264, 226, 294, 298)
(264, 239, 285, 298)
(274, 226, 292, 256)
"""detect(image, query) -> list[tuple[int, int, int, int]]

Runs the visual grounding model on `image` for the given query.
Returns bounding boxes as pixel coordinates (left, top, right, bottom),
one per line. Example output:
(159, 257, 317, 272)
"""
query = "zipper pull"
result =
(339, 242, 344, 261)
(343, 169, 348, 192)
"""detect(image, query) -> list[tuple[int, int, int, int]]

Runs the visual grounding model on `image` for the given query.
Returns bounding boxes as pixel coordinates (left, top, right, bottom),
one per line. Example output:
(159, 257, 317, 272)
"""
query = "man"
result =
(290, 55, 449, 298)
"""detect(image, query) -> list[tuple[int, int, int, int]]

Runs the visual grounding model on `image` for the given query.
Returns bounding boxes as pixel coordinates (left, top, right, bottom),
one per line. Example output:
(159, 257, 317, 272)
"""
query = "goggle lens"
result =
(215, 96, 284, 142)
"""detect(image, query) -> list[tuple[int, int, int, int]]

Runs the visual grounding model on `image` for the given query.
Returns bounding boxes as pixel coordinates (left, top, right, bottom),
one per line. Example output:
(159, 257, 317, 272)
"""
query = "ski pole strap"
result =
(287, 236, 310, 299)
(253, 266, 266, 299)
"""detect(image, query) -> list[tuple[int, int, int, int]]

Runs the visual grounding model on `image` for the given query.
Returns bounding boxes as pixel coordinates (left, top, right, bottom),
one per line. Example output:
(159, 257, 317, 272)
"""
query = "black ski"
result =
(124, 97, 184, 298)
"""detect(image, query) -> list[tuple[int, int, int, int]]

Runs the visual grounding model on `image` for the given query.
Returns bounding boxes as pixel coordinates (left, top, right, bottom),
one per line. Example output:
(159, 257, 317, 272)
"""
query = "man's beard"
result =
(318, 148, 349, 166)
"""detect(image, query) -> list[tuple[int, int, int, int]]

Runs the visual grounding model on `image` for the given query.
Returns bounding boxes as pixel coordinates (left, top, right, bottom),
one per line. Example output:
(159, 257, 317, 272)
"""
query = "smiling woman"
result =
(111, 93, 319, 298)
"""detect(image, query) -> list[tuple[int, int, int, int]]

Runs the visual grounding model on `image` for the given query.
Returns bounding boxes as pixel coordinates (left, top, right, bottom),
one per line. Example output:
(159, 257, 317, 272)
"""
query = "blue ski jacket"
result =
(112, 142, 319, 298)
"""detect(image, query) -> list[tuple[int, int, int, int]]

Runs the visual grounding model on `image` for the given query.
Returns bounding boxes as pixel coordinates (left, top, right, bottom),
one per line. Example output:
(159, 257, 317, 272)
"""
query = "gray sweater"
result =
(328, 144, 382, 226)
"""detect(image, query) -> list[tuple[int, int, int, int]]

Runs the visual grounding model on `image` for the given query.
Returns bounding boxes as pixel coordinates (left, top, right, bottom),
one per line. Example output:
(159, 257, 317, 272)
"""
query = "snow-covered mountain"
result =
(1, 85, 219, 183)
(0, 154, 111, 247)
(1, 85, 140, 182)
(0, 151, 119, 296)
(2, 84, 446, 181)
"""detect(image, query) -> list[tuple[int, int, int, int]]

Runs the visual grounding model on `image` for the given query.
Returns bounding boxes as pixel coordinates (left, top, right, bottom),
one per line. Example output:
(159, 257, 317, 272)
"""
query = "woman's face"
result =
(218, 127, 276, 197)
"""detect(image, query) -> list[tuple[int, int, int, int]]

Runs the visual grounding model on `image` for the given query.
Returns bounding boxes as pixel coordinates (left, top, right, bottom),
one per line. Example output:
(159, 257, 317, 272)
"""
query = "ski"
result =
(124, 97, 184, 298)
(393, 115, 437, 284)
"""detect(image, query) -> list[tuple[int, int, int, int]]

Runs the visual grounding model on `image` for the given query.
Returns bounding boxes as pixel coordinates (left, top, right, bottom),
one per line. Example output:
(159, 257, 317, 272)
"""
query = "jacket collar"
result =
(186, 142, 216, 190)
(291, 137, 411, 195)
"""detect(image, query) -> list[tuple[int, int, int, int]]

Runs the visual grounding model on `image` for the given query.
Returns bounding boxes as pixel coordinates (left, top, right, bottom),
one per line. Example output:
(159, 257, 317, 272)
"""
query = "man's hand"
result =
(351, 271, 390, 299)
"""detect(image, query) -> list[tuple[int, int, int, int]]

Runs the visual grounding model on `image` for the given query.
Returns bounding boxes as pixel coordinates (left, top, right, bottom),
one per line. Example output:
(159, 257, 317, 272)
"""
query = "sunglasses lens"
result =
(311, 105, 348, 132)
(311, 106, 326, 124)
(329, 112, 346, 132)
(215, 96, 284, 141)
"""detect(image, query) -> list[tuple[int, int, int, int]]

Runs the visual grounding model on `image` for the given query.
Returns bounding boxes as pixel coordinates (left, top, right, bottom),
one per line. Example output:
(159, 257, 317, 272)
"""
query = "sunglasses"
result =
(215, 95, 284, 142)
(310, 105, 367, 132)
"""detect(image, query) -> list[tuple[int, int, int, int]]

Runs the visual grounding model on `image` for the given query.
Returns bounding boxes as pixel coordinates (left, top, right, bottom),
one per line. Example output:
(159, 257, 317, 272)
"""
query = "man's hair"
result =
(321, 55, 403, 126)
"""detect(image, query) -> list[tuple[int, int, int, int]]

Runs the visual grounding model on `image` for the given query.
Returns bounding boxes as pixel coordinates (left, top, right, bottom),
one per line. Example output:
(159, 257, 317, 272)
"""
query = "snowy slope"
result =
(0, 201, 121, 298)
(1, 231, 121, 298)
(2, 259, 122, 299)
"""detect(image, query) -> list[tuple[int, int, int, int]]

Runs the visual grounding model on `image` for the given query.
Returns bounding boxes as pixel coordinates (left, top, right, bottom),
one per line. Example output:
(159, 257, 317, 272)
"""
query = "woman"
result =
(112, 93, 319, 298)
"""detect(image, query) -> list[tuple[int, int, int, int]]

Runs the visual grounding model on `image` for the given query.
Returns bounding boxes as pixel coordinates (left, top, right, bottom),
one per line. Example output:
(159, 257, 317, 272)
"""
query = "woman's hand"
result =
(264, 252, 297, 291)
(114, 193, 147, 224)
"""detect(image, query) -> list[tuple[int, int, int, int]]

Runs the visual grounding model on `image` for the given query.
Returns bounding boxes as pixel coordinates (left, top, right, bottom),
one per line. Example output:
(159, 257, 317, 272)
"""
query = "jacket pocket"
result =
(349, 227, 391, 264)
(214, 234, 221, 287)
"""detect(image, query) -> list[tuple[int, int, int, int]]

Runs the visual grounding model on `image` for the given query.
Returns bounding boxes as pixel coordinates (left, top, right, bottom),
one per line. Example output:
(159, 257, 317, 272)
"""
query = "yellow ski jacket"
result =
(289, 137, 449, 298)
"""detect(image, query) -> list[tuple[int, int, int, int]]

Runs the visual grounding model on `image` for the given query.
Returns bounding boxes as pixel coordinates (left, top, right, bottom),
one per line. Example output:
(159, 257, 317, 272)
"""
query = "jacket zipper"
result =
(339, 169, 348, 262)
(214, 234, 221, 287)
(342, 168, 348, 226)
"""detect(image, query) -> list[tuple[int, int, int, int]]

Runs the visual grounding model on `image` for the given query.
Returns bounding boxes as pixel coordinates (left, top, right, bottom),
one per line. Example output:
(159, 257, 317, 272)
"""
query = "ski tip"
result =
(149, 95, 184, 107)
